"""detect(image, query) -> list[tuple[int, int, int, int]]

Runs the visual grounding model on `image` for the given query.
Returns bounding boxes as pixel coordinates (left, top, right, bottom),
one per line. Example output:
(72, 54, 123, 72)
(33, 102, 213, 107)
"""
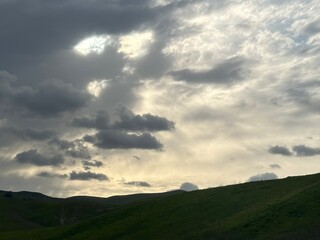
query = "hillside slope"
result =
(1, 174, 320, 240)
(0, 189, 183, 233)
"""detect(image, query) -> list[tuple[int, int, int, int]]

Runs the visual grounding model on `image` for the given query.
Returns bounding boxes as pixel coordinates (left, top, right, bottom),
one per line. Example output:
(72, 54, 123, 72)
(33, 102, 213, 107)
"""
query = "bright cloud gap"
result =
(74, 35, 112, 55)
(87, 79, 110, 98)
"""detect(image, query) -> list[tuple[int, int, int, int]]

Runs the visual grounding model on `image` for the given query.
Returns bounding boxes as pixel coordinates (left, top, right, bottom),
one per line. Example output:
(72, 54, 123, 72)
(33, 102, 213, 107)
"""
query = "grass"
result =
(1, 173, 320, 239)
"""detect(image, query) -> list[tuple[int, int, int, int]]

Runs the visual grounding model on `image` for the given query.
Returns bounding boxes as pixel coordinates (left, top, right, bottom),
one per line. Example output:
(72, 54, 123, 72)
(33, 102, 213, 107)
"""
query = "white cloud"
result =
(87, 79, 110, 98)
(132, 0, 320, 193)
(118, 30, 154, 59)
(247, 172, 278, 182)
(150, 0, 174, 7)
(74, 35, 112, 55)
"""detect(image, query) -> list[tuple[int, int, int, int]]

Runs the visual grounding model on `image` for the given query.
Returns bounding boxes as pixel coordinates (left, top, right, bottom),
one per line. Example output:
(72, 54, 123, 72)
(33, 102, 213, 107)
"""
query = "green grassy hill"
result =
(0, 190, 114, 232)
(0, 189, 182, 233)
(1, 173, 320, 240)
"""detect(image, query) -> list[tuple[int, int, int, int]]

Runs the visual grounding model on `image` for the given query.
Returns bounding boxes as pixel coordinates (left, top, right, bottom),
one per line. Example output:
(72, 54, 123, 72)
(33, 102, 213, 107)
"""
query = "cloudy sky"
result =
(1, 0, 320, 197)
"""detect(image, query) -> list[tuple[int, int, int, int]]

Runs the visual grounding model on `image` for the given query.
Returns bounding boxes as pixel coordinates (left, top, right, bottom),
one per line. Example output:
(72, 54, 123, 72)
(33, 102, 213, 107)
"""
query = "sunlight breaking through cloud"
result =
(74, 35, 112, 55)
(87, 79, 110, 97)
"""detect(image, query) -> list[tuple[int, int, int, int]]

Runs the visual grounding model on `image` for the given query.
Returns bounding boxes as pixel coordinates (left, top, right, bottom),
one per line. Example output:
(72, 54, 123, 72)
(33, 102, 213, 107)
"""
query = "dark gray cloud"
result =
(292, 145, 320, 157)
(1, 127, 56, 141)
(73, 107, 170, 150)
(114, 106, 175, 132)
(38, 170, 107, 181)
(37, 171, 68, 179)
(72, 107, 174, 132)
(72, 111, 109, 129)
(247, 172, 278, 182)
(135, 36, 172, 79)
(0, 0, 160, 63)
(282, 81, 320, 115)
(69, 171, 108, 181)
(179, 182, 199, 191)
(95, 77, 141, 111)
(170, 57, 247, 84)
(269, 164, 281, 169)
(51, 138, 91, 159)
(13, 80, 91, 116)
(268, 145, 293, 156)
(82, 160, 104, 169)
(37, 48, 125, 88)
(269, 144, 320, 157)
(304, 19, 320, 35)
(0, 0, 167, 117)
(124, 181, 151, 187)
(0, 71, 14, 102)
(84, 130, 163, 150)
(15, 149, 65, 166)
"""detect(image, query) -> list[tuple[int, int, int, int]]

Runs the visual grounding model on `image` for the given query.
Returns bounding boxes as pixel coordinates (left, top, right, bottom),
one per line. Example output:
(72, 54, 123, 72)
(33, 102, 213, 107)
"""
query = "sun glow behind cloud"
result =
(74, 35, 112, 55)
(87, 79, 110, 97)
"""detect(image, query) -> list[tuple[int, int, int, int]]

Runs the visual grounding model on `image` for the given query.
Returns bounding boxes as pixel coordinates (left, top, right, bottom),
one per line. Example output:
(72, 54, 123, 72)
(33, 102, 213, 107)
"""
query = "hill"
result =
(1, 173, 320, 239)
(0, 189, 183, 233)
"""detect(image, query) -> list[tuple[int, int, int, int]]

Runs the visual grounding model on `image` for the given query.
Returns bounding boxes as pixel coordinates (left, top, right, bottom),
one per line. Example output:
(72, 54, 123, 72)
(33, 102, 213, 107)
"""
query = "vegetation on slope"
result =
(1, 173, 320, 240)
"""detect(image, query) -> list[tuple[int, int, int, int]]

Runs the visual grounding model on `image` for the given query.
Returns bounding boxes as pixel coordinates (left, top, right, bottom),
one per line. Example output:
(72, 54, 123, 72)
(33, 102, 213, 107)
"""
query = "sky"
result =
(1, 0, 320, 197)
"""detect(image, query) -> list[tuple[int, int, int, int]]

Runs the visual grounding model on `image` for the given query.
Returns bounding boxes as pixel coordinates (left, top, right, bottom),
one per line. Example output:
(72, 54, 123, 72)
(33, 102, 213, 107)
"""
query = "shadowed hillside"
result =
(0, 189, 183, 233)
(1, 174, 320, 239)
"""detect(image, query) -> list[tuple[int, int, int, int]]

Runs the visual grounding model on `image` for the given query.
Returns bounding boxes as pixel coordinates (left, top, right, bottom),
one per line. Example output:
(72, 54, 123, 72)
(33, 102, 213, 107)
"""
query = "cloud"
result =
(15, 149, 65, 166)
(124, 181, 151, 187)
(72, 107, 175, 132)
(13, 80, 91, 116)
(292, 145, 320, 157)
(84, 130, 163, 150)
(87, 79, 110, 97)
(72, 111, 109, 129)
(134, 38, 172, 79)
(304, 19, 320, 35)
(1, 127, 56, 141)
(2, 0, 320, 198)
(0, 0, 160, 61)
(282, 81, 320, 115)
(118, 30, 154, 59)
(269, 164, 281, 169)
(69, 171, 108, 181)
(179, 182, 199, 191)
(247, 172, 278, 182)
(51, 138, 91, 159)
(82, 160, 104, 170)
(113, 105, 175, 132)
(269, 144, 320, 157)
(38, 170, 107, 181)
(268, 145, 293, 156)
(0, 71, 15, 102)
(37, 171, 68, 179)
(170, 57, 247, 84)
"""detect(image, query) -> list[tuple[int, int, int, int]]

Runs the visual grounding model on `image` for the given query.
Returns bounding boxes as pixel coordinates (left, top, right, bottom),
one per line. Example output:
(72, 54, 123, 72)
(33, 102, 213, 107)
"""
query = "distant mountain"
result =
(1, 174, 320, 239)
